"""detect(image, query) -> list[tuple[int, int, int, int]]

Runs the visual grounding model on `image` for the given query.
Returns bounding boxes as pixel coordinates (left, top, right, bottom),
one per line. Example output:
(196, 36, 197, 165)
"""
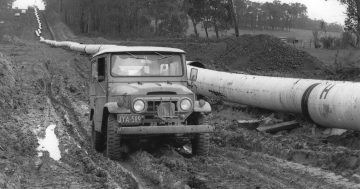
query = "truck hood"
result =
(109, 83, 193, 96)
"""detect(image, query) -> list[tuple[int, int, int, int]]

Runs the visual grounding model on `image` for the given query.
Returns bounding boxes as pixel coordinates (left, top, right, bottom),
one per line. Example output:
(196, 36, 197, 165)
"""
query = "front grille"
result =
(147, 101, 178, 112)
(157, 102, 176, 118)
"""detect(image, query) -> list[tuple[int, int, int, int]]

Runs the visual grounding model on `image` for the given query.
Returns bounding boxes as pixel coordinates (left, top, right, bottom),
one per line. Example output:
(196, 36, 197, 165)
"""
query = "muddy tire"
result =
(106, 114, 123, 161)
(192, 133, 210, 156)
(188, 112, 210, 156)
(91, 121, 105, 152)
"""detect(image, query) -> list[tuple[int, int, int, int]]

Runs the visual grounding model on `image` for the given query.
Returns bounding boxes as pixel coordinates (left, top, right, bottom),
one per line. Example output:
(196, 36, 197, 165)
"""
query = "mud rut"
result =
(41, 54, 145, 188)
(1, 10, 360, 189)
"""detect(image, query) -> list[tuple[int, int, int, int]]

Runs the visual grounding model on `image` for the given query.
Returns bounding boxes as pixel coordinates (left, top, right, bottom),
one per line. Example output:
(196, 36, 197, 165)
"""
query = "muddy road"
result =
(0, 9, 360, 189)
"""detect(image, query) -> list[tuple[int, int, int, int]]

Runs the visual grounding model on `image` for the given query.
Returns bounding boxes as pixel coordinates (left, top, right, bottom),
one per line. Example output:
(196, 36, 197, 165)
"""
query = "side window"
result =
(98, 57, 106, 82)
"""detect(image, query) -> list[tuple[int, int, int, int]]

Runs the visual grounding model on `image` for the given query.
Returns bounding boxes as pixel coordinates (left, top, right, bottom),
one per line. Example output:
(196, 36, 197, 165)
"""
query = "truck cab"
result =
(89, 46, 213, 160)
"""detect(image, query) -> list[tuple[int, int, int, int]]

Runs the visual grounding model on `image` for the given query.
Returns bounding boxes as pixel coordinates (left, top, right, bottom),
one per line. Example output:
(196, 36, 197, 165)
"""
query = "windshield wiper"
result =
(155, 52, 173, 60)
(126, 52, 145, 59)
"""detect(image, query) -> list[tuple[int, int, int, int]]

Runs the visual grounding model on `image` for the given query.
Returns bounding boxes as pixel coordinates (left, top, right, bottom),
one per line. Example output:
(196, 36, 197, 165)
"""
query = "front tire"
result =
(188, 112, 210, 156)
(106, 114, 123, 161)
(192, 133, 210, 156)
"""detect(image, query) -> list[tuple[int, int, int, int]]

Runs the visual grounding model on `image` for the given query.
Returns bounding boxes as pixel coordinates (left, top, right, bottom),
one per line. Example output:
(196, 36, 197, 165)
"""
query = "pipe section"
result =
(33, 7, 43, 40)
(186, 63, 360, 130)
(187, 64, 326, 113)
(307, 83, 360, 129)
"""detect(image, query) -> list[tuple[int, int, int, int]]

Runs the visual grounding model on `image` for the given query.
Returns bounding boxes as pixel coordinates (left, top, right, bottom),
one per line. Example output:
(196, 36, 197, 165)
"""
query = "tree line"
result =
(45, 0, 189, 38)
(187, 0, 343, 38)
(335, 0, 360, 45)
(0, 0, 13, 9)
(41, 0, 343, 39)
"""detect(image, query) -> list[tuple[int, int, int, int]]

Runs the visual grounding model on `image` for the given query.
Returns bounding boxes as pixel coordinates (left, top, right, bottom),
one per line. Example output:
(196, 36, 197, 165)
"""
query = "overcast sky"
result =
(253, 0, 347, 24)
(12, 0, 45, 10)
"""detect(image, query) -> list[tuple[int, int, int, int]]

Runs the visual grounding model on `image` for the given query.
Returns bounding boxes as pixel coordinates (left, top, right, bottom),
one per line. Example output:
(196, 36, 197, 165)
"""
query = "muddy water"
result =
(36, 124, 61, 160)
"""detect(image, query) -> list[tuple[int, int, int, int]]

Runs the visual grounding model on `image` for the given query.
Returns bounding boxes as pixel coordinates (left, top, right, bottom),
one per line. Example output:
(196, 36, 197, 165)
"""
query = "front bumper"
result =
(116, 125, 214, 135)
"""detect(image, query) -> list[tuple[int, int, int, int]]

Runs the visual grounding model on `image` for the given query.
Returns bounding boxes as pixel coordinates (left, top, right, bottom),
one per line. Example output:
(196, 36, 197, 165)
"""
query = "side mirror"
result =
(190, 68, 198, 82)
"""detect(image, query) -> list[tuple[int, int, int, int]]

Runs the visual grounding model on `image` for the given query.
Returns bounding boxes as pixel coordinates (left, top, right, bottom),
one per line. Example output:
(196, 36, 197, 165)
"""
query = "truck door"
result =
(91, 56, 107, 131)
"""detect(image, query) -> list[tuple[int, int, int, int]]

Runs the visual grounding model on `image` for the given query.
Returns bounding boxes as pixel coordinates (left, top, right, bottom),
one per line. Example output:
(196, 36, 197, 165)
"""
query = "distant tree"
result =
(233, 0, 245, 23)
(42, 0, 344, 39)
(320, 20, 327, 34)
(328, 0, 360, 45)
(208, 0, 223, 39)
(262, 1, 283, 30)
(44, 0, 189, 38)
(210, 0, 233, 39)
(312, 30, 321, 48)
(185, 0, 207, 37)
(327, 23, 344, 32)
(0, 0, 13, 9)
(154, 0, 188, 37)
(227, 0, 239, 37)
(287, 3, 307, 29)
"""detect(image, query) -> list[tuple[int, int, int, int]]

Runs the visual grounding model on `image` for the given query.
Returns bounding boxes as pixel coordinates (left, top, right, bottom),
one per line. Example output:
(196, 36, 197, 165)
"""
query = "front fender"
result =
(193, 100, 211, 113)
(104, 102, 131, 113)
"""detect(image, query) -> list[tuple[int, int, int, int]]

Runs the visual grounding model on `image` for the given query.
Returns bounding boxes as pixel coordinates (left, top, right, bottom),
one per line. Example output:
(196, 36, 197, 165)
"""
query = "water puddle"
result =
(36, 124, 61, 160)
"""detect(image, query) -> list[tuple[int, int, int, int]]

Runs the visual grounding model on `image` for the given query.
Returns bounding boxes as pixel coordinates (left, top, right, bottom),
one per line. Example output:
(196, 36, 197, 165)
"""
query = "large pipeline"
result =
(34, 9, 360, 130)
(186, 64, 360, 130)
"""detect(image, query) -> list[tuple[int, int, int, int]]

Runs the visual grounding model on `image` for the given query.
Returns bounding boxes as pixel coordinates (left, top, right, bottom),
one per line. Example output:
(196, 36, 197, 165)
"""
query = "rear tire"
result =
(106, 114, 123, 161)
(92, 121, 105, 152)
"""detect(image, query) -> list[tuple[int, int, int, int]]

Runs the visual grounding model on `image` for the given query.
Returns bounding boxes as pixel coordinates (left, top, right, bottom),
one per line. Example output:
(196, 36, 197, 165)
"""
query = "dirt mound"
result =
(217, 35, 323, 77)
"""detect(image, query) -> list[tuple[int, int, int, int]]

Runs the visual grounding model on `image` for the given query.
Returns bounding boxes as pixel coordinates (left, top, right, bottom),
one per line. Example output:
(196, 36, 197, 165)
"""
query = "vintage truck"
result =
(89, 46, 214, 160)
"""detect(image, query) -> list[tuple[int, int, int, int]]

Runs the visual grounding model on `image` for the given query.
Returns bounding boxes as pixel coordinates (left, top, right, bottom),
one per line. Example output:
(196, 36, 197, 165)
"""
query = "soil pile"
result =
(218, 35, 323, 77)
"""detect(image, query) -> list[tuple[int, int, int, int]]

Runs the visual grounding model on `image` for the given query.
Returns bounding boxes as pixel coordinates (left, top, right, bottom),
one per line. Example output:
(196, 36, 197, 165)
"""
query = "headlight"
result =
(133, 99, 145, 112)
(180, 98, 192, 111)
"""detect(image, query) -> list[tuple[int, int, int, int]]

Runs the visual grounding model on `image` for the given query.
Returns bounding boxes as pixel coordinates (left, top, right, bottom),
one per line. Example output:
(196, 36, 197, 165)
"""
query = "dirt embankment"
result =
(0, 53, 16, 113)
(216, 35, 323, 77)
(0, 39, 143, 188)
(0, 9, 141, 188)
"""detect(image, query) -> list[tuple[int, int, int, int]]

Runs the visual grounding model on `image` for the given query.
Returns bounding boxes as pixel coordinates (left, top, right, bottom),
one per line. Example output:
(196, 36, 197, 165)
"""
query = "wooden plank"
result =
(257, 120, 299, 133)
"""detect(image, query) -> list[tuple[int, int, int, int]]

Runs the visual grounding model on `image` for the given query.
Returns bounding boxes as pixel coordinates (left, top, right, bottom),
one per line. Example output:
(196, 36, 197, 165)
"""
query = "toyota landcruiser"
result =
(89, 46, 213, 160)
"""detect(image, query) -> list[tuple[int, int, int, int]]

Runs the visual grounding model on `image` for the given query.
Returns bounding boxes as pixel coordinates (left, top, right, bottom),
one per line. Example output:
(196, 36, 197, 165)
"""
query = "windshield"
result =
(111, 53, 183, 77)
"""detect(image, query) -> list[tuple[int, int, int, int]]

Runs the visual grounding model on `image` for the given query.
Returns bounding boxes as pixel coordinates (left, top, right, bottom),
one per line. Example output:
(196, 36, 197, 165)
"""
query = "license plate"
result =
(117, 114, 143, 125)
